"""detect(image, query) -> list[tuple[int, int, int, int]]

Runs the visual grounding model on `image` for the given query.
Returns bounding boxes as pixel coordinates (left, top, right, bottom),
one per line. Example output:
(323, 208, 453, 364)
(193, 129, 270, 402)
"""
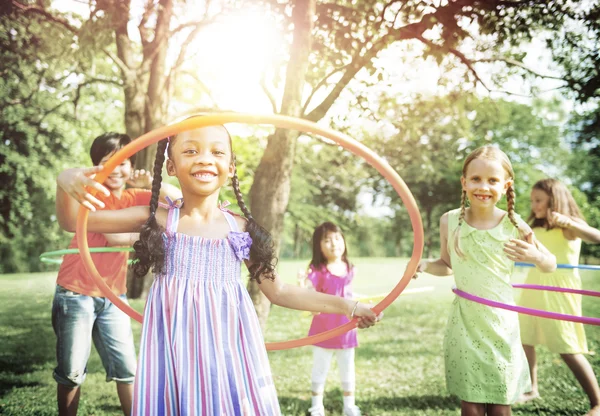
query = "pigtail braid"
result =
(505, 183, 527, 239)
(230, 159, 276, 283)
(133, 139, 168, 277)
(453, 189, 467, 258)
(506, 184, 518, 228)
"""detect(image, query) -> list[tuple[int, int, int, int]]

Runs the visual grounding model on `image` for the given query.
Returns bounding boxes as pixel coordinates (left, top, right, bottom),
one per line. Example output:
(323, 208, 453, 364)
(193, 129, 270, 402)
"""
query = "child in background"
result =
(299, 222, 362, 416)
(415, 145, 556, 415)
(517, 178, 600, 416)
(59, 121, 381, 416)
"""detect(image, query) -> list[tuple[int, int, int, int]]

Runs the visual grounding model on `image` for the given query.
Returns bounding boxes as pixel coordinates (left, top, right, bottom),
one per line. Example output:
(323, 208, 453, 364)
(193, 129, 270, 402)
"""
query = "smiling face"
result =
(99, 152, 133, 191)
(461, 157, 512, 208)
(166, 126, 234, 196)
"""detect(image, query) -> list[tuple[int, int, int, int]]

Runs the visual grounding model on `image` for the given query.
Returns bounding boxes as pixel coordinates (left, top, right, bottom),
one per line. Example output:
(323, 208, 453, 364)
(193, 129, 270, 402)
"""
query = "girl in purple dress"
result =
(299, 222, 362, 416)
(64, 120, 381, 416)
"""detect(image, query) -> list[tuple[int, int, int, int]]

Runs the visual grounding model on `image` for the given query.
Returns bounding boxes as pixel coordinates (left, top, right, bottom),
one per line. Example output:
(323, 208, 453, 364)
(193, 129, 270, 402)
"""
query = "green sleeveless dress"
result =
(444, 208, 531, 404)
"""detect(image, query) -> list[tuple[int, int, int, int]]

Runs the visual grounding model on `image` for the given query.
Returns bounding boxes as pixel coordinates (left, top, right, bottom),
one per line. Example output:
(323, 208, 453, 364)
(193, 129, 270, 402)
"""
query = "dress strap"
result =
(163, 196, 183, 234)
(166, 207, 180, 234)
(221, 210, 239, 232)
(219, 201, 239, 232)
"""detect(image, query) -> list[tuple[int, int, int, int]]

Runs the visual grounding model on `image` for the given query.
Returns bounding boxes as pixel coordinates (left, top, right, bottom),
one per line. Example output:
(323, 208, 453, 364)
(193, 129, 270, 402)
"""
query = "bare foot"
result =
(514, 391, 540, 405)
(584, 405, 600, 416)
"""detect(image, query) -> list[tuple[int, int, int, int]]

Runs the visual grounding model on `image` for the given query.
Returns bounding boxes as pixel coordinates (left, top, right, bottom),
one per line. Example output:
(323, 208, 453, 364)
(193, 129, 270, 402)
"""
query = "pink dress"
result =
(307, 265, 358, 349)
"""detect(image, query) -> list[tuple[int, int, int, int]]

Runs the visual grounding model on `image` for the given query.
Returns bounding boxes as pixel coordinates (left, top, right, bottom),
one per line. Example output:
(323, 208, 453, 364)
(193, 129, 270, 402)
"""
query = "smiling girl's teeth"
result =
(194, 173, 215, 179)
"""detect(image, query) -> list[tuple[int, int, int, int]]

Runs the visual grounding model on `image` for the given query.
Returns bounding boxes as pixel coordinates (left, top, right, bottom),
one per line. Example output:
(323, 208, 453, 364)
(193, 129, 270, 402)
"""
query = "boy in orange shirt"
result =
(53, 132, 180, 416)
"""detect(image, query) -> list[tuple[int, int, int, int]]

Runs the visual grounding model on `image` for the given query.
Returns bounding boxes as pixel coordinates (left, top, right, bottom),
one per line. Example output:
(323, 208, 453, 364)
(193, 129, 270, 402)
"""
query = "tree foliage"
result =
(0, 9, 123, 272)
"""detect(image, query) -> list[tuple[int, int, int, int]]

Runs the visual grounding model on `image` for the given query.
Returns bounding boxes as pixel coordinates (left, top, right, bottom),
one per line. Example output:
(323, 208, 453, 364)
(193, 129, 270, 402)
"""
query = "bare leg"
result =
(560, 353, 600, 415)
(116, 382, 133, 416)
(461, 401, 485, 416)
(488, 404, 511, 416)
(515, 344, 540, 404)
(57, 384, 80, 416)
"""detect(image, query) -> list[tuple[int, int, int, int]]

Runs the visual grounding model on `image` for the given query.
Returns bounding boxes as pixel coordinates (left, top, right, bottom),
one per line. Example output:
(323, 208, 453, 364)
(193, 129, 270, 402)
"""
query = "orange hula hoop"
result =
(76, 113, 424, 351)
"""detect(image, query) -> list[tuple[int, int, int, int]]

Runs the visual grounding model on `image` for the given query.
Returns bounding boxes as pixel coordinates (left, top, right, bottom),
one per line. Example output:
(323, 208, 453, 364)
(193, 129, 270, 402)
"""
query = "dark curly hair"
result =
(132, 125, 277, 283)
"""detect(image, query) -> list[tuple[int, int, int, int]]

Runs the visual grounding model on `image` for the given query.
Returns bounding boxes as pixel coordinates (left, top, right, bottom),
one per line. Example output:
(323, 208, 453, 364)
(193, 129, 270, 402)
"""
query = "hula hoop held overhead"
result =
(76, 113, 425, 351)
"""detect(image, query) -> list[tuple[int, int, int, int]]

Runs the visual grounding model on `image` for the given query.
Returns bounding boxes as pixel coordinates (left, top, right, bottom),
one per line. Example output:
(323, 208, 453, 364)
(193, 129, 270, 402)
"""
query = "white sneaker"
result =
(343, 405, 361, 416)
(308, 404, 325, 416)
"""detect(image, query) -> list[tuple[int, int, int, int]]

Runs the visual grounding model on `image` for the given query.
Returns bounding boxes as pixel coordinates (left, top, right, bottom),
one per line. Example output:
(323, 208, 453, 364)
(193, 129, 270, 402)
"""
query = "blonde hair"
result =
(528, 178, 584, 229)
(453, 145, 519, 258)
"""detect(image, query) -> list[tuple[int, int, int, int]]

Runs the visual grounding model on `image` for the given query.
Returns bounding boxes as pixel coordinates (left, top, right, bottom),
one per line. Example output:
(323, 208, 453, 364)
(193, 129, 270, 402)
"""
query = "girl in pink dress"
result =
(299, 222, 361, 416)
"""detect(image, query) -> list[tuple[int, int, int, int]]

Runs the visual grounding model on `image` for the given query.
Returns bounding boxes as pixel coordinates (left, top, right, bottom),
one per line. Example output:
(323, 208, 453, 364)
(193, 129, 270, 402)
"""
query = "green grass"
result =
(1, 260, 599, 415)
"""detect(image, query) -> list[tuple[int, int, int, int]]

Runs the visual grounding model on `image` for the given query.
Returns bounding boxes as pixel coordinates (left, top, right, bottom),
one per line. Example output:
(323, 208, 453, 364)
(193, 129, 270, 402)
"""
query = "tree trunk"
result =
(247, 0, 315, 332)
(118, 0, 173, 298)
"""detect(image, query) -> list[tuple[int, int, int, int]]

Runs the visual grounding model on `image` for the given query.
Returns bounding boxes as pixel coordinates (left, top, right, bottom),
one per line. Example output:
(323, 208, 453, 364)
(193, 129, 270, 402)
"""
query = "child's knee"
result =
(53, 368, 86, 387)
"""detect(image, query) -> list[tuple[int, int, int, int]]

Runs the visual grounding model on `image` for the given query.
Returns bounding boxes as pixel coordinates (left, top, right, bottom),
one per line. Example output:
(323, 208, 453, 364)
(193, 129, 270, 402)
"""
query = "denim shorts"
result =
(52, 285, 137, 387)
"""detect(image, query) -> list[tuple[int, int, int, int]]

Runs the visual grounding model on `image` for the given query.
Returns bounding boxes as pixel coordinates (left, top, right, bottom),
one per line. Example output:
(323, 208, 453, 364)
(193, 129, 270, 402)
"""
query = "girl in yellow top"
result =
(517, 178, 600, 416)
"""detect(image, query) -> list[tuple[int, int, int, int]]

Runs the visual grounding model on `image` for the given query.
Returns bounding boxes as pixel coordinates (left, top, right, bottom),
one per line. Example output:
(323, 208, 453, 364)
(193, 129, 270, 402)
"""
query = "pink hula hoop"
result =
(453, 285, 600, 326)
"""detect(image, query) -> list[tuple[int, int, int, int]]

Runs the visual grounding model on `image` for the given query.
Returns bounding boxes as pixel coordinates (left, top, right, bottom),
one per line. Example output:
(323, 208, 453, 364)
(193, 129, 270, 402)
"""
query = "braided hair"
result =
(132, 139, 168, 277)
(133, 124, 277, 282)
(452, 145, 519, 258)
(230, 157, 277, 282)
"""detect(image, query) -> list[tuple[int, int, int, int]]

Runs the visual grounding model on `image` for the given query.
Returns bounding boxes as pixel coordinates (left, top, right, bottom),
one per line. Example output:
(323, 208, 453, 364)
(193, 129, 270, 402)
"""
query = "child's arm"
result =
(104, 233, 140, 247)
(550, 212, 600, 244)
(255, 271, 380, 328)
(415, 212, 453, 277)
(504, 224, 557, 272)
(56, 166, 179, 232)
(60, 205, 150, 234)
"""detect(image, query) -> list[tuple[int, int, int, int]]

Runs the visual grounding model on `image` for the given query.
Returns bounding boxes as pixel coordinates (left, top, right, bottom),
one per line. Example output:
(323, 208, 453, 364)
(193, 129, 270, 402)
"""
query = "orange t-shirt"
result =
(56, 188, 151, 297)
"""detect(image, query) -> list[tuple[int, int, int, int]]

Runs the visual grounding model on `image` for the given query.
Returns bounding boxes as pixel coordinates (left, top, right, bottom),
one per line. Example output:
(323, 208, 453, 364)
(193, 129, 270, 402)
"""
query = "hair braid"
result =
(453, 189, 468, 258)
(506, 184, 518, 228)
(230, 160, 276, 283)
(230, 157, 253, 220)
(133, 139, 168, 277)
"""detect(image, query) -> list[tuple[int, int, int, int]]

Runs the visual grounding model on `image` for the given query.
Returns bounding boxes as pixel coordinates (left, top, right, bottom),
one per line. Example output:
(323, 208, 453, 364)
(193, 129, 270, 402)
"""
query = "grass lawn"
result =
(0, 258, 598, 415)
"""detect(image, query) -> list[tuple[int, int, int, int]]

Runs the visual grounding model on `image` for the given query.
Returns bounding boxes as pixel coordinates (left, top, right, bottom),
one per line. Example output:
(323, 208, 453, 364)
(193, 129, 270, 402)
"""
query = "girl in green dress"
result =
(415, 145, 557, 416)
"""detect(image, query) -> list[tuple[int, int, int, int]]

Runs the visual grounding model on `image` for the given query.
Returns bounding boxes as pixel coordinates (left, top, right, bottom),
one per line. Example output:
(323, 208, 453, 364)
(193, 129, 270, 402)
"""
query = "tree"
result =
(247, 0, 577, 327)
(359, 93, 567, 258)
(10, 0, 223, 167)
(547, 2, 600, 259)
(0, 6, 123, 272)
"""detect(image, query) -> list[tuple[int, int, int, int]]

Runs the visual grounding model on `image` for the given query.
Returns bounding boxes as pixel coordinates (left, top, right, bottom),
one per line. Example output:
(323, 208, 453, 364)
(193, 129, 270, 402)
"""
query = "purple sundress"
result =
(132, 200, 281, 415)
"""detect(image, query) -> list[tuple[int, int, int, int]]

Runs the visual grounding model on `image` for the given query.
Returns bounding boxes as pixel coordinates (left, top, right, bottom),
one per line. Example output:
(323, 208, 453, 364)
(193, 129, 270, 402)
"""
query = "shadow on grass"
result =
(363, 394, 460, 412)
(280, 390, 460, 415)
(0, 299, 55, 396)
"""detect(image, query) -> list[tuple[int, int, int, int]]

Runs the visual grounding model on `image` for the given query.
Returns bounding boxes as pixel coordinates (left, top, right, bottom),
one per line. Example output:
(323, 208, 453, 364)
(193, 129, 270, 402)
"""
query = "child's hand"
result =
(58, 166, 110, 211)
(127, 169, 153, 189)
(411, 259, 428, 279)
(503, 234, 541, 264)
(548, 210, 573, 229)
(349, 302, 382, 329)
(297, 268, 307, 287)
